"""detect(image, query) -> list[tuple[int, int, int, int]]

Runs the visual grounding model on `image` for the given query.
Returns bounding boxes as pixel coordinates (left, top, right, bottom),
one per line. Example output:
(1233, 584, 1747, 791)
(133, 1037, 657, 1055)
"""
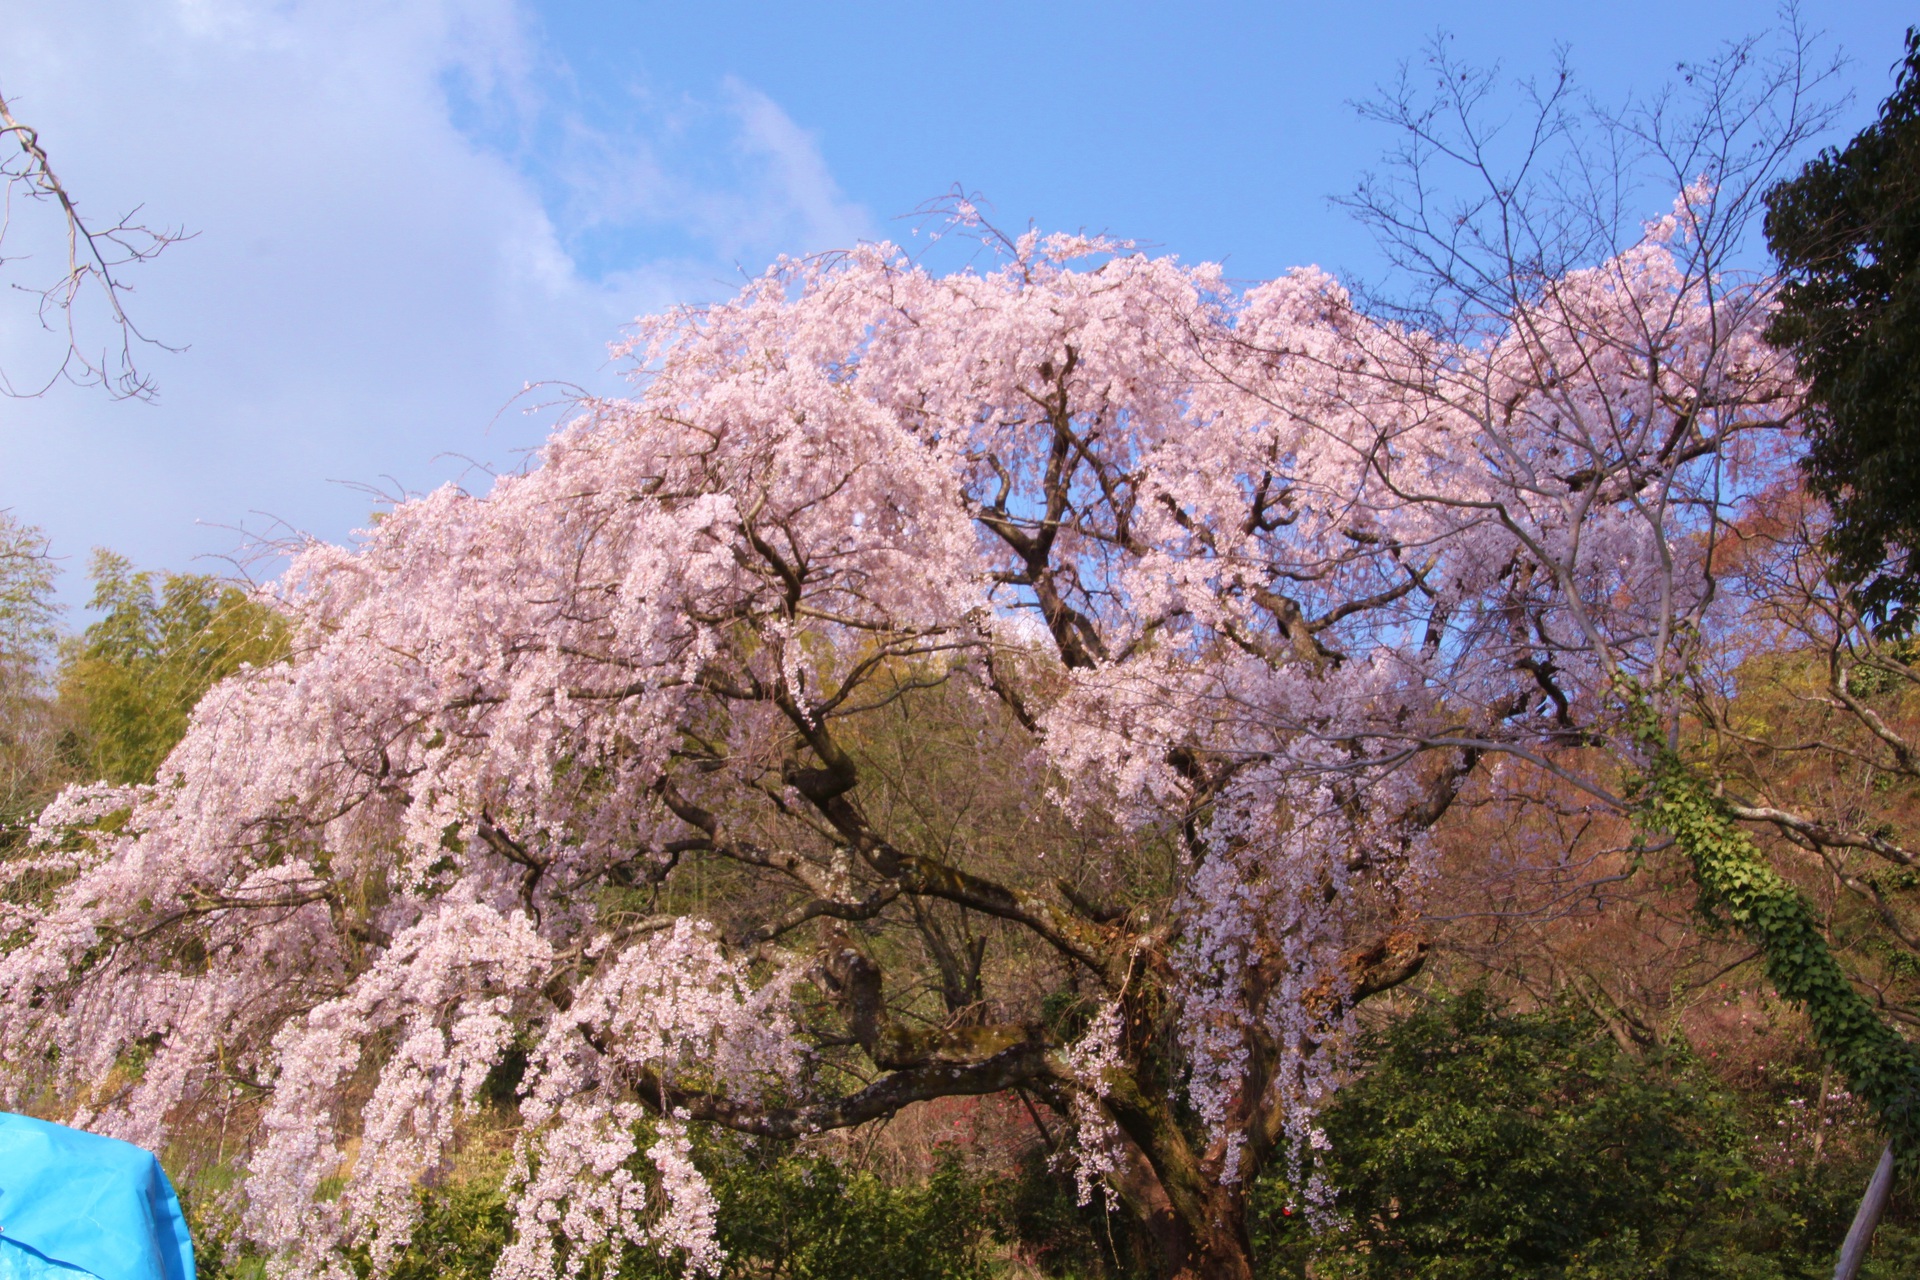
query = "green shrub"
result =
(1249, 992, 1883, 1280)
(991, 1143, 1145, 1279)
(667, 1143, 995, 1280)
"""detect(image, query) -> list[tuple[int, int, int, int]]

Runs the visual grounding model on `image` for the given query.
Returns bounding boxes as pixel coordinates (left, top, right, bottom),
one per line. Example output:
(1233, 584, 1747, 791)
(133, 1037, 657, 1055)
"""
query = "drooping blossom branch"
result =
(0, 193, 1798, 1277)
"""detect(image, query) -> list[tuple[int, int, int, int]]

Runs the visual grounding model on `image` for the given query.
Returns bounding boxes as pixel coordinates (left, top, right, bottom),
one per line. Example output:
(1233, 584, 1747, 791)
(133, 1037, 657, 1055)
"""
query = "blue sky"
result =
(0, 0, 1910, 608)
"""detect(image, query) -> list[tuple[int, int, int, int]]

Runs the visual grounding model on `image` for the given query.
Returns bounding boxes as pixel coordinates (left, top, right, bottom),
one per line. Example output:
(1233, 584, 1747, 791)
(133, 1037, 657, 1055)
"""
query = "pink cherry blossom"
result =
(0, 212, 1795, 1278)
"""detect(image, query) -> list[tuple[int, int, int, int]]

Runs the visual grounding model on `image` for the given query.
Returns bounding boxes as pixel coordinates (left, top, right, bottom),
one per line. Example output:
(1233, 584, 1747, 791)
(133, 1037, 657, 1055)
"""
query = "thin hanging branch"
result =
(0, 86, 188, 400)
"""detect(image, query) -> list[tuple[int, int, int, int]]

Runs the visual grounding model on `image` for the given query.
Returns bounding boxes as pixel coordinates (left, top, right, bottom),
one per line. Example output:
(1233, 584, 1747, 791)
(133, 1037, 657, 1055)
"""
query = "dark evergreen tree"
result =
(1766, 29, 1920, 632)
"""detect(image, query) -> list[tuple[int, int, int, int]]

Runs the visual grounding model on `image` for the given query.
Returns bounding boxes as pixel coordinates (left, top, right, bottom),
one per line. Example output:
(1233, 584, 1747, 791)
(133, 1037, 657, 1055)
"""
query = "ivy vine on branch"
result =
(1630, 708, 1920, 1164)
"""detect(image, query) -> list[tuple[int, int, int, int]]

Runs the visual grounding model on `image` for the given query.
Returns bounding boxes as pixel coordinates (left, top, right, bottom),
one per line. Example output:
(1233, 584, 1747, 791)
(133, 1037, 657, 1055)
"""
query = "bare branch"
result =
(0, 86, 188, 399)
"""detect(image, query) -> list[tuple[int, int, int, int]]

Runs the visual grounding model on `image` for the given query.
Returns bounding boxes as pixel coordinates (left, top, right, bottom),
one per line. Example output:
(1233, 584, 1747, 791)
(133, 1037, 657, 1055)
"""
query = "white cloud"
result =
(518, 68, 875, 273)
(720, 77, 872, 259)
(0, 0, 870, 600)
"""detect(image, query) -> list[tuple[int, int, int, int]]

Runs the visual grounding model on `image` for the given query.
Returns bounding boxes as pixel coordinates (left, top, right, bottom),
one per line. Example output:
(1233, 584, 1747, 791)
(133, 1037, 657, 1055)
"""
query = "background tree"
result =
(0, 511, 65, 831)
(1765, 27, 1920, 635)
(58, 550, 289, 786)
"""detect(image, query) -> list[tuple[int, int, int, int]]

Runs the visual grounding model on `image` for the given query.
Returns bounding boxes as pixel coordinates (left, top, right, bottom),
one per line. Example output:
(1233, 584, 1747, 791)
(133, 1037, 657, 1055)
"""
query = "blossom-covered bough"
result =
(0, 165, 1799, 1278)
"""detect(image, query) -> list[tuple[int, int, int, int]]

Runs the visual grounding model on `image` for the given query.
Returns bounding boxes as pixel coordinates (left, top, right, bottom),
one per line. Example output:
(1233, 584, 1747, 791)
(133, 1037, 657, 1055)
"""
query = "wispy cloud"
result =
(720, 77, 873, 257)
(502, 67, 874, 279)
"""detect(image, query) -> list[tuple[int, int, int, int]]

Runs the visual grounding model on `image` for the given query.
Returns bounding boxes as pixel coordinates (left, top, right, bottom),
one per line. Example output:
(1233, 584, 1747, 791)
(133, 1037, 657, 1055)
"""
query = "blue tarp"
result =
(0, 1113, 195, 1280)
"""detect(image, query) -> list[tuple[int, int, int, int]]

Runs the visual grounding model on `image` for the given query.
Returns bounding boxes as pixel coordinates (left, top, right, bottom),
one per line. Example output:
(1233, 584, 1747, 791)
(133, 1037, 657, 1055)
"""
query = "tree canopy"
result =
(0, 202, 1809, 1280)
(1766, 28, 1920, 633)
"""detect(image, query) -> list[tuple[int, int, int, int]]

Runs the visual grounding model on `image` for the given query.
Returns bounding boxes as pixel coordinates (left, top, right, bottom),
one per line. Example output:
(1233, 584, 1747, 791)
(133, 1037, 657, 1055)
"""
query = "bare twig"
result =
(0, 85, 188, 399)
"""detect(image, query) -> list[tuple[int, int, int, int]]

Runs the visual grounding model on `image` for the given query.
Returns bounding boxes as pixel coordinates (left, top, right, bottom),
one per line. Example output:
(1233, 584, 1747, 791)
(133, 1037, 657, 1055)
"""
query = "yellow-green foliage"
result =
(60, 551, 289, 784)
